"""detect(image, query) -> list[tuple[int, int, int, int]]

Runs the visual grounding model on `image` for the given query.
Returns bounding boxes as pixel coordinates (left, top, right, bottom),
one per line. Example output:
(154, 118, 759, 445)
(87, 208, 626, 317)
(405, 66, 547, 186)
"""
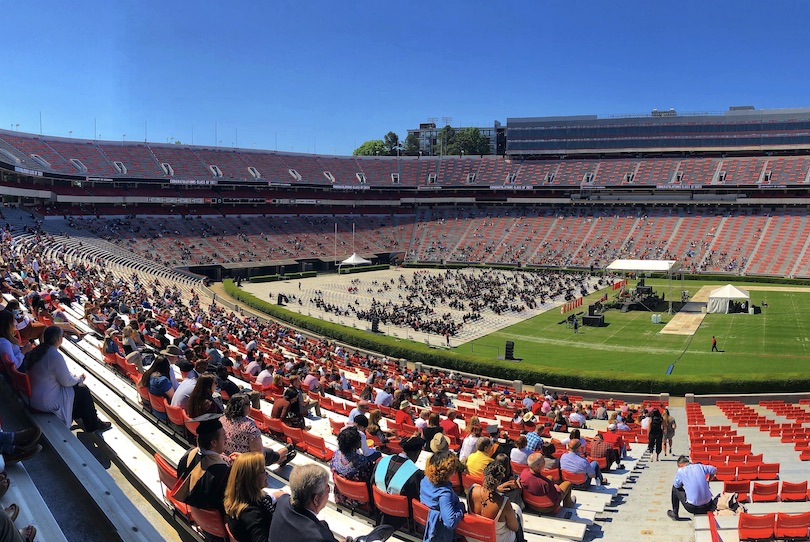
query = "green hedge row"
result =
(339, 264, 390, 275)
(223, 279, 810, 394)
(250, 271, 317, 283)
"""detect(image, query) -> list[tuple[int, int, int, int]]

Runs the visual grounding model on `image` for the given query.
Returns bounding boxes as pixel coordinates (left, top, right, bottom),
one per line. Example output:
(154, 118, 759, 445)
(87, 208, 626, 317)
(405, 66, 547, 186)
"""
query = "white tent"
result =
(707, 284, 750, 314)
(340, 253, 372, 266)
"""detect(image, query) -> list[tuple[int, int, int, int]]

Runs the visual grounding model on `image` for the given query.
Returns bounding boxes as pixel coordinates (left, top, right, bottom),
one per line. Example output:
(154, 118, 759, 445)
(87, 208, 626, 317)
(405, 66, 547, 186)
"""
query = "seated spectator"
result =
(159, 345, 183, 390)
(215, 366, 260, 408)
(510, 435, 531, 465)
(560, 429, 587, 453)
(224, 452, 285, 542)
(373, 436, 424, 530)
(265, 373, 285, 397)
(421, 413, 444, 451)
(420, 450, 465, 541)
(25, 326, 111, 433)
(139, 356, 174, 421)
(366, 409, 391, 444)
(459, 418, 482, 462)
(439, 410, 461, 442)
(290, 375, 322, 419)
(176, 417, 231, 514)
(588, 433, 624, 471)
(394, 401, 414, 427)
(255, 363, 273, 387)
(525, 425, 545, 453)
(559, 440, 607, 489)
(520, 452, 575, 514)
(270, 388, 308, 430)
(466, 437, 496, 477)
(6, 299, 45, 343)
(539, 442, 560, 471)
(595, 402, 608, 420)
(414, 409, 430, 432)
(330, 427, 375, 508)
(352, 415, 381, 461)
(303, 370, 322, 396)
(221, 394, 294, 467)
(374, 386, 393, 407)
(467, 461, 522, 542)
(171, 360, 207, 409)
(668, 455, 717, 521)
(185, 374, 223, 418)
(348, 400, 371, 426)
(0, 310, 25, 369)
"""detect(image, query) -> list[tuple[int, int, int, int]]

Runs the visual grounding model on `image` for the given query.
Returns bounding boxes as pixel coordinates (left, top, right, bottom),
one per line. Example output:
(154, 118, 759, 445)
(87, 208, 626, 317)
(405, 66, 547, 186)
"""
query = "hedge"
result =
(339, 264, 390, 275)
(222, 279, 810, 394)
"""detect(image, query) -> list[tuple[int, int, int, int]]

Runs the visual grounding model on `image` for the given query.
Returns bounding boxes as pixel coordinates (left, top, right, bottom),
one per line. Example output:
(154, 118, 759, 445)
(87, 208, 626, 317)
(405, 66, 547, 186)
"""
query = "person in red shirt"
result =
(439, 410, 461, 441)
(394, 401, 414, 426)
(520, 452, 576, 514)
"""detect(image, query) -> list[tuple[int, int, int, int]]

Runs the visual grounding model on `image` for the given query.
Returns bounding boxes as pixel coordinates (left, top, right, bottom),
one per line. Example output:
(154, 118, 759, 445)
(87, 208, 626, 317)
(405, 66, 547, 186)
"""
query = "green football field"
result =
(454, 279, 810, 381)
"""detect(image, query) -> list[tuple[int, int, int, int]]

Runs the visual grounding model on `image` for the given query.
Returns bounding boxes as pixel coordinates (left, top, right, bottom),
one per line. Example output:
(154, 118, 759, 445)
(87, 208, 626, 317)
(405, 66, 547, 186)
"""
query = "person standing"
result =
(662, 409, 677, 456)
(711, 336, 718, 352)
(647, 409, 664, 462)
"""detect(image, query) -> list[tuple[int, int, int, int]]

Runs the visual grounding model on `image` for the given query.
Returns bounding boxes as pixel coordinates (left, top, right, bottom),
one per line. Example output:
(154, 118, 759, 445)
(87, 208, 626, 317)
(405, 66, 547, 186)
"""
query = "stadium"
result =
(0, 100, 809, 542)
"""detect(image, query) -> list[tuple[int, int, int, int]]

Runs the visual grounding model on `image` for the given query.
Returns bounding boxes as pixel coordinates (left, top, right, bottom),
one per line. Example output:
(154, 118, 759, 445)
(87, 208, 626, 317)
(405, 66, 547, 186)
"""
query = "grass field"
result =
(456, 278, 810, 381)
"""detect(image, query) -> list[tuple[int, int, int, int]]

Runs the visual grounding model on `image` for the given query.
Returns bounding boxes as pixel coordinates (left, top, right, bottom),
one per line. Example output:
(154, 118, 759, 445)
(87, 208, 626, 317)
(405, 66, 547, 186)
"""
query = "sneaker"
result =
(94, 421, 113, 433)
(616, 463, 625, 470)
(13, 426, 42, 447)
(667, 510, 680, 521)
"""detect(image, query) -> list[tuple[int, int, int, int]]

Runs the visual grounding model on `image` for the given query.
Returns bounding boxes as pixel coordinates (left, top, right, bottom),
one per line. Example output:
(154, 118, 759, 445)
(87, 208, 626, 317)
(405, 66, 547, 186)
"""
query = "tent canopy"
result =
(340, 253, 372, 266)
(707, 284, 750, 314)
(606, 259, 680, 273)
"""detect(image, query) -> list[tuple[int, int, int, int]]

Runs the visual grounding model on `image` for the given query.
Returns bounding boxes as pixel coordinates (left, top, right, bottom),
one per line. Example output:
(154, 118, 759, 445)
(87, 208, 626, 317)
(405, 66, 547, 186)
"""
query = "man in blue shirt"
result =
(668, 456, 717, 520)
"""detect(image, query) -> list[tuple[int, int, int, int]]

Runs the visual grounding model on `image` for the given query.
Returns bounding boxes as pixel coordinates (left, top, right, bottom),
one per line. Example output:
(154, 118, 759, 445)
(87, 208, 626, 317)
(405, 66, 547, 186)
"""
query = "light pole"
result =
(15, 124, 19, 132)
(122, 133, 126, 145)
(68, 131, 73, 139)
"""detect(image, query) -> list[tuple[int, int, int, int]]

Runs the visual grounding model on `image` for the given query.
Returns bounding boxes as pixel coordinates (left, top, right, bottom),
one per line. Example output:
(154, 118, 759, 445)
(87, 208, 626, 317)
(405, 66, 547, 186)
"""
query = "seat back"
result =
(282, 424, 308, 452)
(154, 453, 191, 519)
(148, 392, 167, 414)
(371, 484, 410, 520)
(225, 523, 239, 542)
(723, 480, 751, 502)
(329, 417, 345, 436)
(751, 482, 779, 502)
(541, 468, 562, 484)
(164, 400, 188, 427)
(454, 513, 497, 542)
(412, 499, 430, 529)
(510, 461, 529, 475)
(188, 505, 227, 539)
(738, 512, 775, 541)
(561, 469, 588, 487)
(780, 480, 808, 502)
(9, 366, 33, 401)
(135, 384, 151, 407)
(302, 431, 334, 462)
(523, 490, 562, 514)
(265, 416, 286, 438)
(775, 511, 810, 539)
(461, 472, 484, 490)
(333, 474, 371, 509)
(757, 463, 780, 480)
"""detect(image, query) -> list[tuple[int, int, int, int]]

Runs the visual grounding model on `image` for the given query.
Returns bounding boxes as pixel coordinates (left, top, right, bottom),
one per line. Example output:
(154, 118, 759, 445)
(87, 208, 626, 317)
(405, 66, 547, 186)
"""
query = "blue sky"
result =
(3, 1, 810, 155)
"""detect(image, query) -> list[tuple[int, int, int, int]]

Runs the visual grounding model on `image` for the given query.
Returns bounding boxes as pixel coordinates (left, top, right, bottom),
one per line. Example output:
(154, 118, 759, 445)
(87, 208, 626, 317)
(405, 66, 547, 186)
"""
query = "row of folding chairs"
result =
(738, 511, 810, 541)
(725, 479, 810, 503)
(691, 451, 759, 464)
(712, 462, 780, 482)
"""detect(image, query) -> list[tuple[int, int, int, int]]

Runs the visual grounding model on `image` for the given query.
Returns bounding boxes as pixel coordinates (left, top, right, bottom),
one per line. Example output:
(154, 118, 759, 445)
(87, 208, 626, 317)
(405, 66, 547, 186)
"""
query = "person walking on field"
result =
(711, 336, 718, 352)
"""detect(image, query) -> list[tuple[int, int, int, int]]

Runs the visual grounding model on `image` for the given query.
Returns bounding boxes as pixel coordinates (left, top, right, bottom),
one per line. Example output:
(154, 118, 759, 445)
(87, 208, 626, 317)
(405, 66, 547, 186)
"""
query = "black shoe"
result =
(94, 421, 113, 433)
(667, 510, 679, 521)
(279, 444, 296, 466)
(616, 463, 625, 470)
(353, 524, 396, 542)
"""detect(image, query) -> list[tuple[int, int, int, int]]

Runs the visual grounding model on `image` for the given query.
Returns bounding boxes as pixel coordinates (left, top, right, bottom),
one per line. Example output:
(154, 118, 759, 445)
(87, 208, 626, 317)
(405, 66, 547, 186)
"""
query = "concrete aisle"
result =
(591, 406, 695, 542)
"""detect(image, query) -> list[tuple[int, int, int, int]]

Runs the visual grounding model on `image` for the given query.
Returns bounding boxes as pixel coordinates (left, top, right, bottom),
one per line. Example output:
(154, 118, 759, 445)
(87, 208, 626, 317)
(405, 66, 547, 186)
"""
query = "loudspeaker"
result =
(588, 304, 596, 316)
(505, 341, 515, 360)
(371, 318, 380, 333)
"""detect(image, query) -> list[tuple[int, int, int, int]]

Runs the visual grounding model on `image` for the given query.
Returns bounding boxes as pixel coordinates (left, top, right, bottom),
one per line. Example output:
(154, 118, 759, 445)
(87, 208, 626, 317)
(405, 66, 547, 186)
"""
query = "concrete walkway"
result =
(592, 407, 694, 542)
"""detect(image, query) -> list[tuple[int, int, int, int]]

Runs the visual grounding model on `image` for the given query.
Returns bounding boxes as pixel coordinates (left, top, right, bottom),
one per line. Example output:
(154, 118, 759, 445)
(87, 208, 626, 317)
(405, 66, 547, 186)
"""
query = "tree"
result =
(404, 133, 420, 155)
(352, 139, 387, 156)
(383, 132, 400, 155)
(432, 125, 456, 156)
(452, 127, 490, 156)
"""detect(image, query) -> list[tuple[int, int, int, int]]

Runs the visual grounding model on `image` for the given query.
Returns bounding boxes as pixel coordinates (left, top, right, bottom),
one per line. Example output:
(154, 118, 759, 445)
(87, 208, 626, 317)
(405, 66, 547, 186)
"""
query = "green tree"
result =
(352, 139, 387, 156)
(451, 127, 490, 156)
(432, 125, 456, 156)
(383, 131, 400, 155)
(404, 133, 420, 155)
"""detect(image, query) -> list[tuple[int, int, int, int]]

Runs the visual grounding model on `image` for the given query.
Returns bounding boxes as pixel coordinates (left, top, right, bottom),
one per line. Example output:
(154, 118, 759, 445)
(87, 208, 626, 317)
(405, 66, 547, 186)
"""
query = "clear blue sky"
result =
(3, 1, 810, 155)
